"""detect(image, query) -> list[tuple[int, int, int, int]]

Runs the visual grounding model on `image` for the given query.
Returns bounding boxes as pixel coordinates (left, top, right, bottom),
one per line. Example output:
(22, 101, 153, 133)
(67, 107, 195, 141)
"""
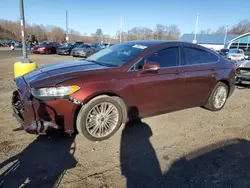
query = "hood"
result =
(23, 60, 111, 88)
(72, 47, 90, 51)
(237, 61, 250, 68)
(228, 53, 243, 56)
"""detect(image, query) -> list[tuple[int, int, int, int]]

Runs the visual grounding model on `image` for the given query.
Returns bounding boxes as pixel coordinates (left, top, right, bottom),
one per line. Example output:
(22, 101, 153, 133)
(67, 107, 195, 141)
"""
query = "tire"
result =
(46, 49, 50, 54)
(76, 95, 123, 141)
(205, 82, 228, 111)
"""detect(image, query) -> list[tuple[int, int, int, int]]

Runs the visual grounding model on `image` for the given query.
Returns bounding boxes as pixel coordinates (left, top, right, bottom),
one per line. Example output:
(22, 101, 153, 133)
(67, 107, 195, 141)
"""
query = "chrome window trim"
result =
(128, 45, 220, 73)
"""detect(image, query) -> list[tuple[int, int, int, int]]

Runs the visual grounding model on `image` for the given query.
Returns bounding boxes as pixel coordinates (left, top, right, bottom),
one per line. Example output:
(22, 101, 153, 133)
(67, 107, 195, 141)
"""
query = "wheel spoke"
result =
(106, 118, 117, 126)
(87, 120, 96, 128)
(103, 122, 110, 131)
(107, 112, 117, 118)
(92, 107, 99, 115)
(95, 106, 101, 114)
(106, 105, 114, 115)
(101, 103, 106, 113)
(91, 124, 100, 135)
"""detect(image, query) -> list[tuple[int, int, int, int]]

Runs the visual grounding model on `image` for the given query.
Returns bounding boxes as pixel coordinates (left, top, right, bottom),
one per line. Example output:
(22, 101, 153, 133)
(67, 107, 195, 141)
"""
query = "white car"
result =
(227, 49, 248, 61)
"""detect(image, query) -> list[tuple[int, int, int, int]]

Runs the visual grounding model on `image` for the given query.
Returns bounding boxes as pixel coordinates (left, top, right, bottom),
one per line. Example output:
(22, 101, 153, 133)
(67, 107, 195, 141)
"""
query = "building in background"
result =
(180, 34, 238, 50)
(226, 32, 250, 57)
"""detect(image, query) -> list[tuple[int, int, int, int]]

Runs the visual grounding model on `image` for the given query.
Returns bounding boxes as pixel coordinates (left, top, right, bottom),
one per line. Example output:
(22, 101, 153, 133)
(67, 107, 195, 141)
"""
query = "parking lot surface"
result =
(0, 52, 250, 188)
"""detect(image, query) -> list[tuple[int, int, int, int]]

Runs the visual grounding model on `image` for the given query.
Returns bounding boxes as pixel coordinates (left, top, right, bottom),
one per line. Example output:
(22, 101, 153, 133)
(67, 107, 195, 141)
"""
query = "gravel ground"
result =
(0, 53, 250, 188)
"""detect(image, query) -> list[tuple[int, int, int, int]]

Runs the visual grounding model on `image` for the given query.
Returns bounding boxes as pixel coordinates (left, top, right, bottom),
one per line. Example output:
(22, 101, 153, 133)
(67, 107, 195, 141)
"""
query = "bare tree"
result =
(230, 20, 250, 34)
(155, 24, 166, 40)
(166, 24, 181, 39)
(200, 28, 213, 34)
(216, 26, 227, 34)
(216, 20, 250, 35)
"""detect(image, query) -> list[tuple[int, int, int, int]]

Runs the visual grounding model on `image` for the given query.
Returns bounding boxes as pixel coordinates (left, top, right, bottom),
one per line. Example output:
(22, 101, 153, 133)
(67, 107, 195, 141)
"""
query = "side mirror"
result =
(143, 62, 160, 72)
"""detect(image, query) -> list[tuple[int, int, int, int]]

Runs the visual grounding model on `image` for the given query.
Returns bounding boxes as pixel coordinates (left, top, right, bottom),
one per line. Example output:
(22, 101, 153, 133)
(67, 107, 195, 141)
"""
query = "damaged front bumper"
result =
(12, 77, 79, 135)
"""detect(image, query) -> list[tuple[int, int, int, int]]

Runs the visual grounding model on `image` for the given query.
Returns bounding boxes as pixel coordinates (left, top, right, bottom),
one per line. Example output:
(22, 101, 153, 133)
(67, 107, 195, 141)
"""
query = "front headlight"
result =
(31, 85, 81, 97)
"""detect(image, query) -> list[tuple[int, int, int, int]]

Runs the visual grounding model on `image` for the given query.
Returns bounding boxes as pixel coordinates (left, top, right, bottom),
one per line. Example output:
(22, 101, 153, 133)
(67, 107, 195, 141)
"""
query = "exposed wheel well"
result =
(73, 93, 127, 133)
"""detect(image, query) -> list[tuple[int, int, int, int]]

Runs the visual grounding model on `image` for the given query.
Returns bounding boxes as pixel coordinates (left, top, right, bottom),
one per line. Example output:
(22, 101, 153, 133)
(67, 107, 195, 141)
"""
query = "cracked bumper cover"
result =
(12, 77, 79, 134)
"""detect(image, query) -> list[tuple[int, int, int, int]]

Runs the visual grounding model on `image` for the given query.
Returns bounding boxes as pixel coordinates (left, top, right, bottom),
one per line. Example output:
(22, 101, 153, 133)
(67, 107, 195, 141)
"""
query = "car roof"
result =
(124, 40, 178, 46)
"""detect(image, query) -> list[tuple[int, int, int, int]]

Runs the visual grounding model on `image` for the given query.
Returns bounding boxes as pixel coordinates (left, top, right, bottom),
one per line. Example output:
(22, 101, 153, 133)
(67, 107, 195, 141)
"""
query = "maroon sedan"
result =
(31, 42, 61, 54)
(12, 41, 236, 141)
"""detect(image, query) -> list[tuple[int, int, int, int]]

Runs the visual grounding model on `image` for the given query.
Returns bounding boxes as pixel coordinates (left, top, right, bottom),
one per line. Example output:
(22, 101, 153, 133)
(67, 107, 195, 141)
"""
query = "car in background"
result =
(74, 42, 84, 46)
(102, 42, 114, 48)
(31, 42, 61, 54)
(12, 41, 236, 141)
(71, 43, 102, 58)
(236, 61, 250, 85)
(227, 49, 247, 61)
(219, 48, 229, 57)
(56, 43, 79, 55)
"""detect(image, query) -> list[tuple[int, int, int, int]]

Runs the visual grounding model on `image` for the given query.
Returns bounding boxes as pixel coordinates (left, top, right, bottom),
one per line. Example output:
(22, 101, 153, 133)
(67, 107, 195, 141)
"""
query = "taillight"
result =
(233, 65, 237, 73)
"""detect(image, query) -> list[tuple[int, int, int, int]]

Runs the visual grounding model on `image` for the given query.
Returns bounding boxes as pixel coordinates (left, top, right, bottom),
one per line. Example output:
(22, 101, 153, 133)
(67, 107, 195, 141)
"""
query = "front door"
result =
(132, 45, 186, 118)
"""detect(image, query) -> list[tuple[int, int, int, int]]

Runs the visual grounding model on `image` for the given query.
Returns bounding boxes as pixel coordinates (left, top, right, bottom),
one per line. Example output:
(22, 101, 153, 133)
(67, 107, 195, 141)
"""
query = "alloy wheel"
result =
(213, 86, 227, 109)
(85, 102, 119, 138)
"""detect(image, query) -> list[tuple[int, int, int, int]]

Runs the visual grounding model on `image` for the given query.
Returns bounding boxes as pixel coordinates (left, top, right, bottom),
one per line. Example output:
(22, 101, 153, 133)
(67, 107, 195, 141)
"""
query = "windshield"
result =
(39, 42, 48, 46)
(61, 43, 72, 47)
(229, 49, 240, 53)
(86, 43, 148, 67)
(78, 44, 90, 48)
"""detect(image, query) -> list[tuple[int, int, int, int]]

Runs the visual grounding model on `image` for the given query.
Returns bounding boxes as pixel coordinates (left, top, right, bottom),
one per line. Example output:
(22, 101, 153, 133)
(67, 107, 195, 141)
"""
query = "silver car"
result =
(227, 49, 247, 61)
(236, 61, 250, 85)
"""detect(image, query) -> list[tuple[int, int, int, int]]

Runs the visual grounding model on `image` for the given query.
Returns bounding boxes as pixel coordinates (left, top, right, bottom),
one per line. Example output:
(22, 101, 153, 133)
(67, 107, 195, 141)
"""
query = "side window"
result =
(134, 59, 145, 70)
(52, 42, 59, 46)
(184, 47, 218, 65)
(146, 47, 179, 68)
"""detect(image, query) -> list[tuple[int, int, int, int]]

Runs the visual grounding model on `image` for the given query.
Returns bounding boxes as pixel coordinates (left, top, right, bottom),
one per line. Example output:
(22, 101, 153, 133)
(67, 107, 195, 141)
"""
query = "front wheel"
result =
(205, 82, 228, 111)
(76, 95, 123, 141)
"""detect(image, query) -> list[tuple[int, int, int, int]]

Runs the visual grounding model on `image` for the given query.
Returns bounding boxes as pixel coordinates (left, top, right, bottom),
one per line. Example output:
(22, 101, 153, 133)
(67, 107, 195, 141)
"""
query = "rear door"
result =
(182, 44, 219, 107)
(132, 44, 186, 117)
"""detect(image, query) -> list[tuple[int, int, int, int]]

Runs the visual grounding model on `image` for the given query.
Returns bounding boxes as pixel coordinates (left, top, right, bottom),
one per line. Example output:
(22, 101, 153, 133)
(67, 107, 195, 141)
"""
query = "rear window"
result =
(184, 47, 219, 65)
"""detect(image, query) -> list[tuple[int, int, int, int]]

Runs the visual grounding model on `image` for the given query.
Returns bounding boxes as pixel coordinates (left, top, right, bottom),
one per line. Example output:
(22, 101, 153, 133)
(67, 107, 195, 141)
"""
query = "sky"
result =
(0, 0, 249, 36)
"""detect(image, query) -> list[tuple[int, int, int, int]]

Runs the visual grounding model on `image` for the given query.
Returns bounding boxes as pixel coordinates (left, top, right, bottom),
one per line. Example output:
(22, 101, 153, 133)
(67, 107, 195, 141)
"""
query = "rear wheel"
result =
(76, 95, 123, 141)
(205, 82, 228, 111)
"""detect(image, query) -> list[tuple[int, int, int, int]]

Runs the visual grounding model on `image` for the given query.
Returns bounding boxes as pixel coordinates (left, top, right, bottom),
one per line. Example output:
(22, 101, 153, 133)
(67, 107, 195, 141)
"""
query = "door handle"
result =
(174, 71, 180, 75)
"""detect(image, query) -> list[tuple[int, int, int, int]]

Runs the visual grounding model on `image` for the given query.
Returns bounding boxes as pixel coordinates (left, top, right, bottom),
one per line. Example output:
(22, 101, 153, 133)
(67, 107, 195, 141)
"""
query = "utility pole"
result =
(19, 0, 29, 63)
(120, 16, 123, 43)
(193, 15, 199, 44)
(223, 25, 228, 47)
(246, 36, 250, 49)
(66, 10, 68, 42)
(14, 0, 36, 78)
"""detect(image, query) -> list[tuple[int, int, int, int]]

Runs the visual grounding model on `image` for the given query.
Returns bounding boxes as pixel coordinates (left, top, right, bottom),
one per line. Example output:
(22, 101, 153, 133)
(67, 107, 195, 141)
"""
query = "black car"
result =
(57, 43, 78, 55)
(219, 49, 229, 57)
